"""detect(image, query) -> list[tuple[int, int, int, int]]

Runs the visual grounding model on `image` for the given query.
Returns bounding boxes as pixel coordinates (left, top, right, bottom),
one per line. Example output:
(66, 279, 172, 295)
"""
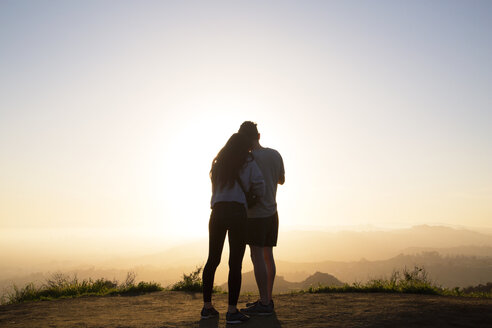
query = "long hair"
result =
(210, 133, 252, 190)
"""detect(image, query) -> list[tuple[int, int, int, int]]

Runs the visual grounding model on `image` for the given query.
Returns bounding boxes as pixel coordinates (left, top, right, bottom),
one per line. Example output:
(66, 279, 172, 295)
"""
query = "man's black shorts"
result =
(245, 212, 279, 247)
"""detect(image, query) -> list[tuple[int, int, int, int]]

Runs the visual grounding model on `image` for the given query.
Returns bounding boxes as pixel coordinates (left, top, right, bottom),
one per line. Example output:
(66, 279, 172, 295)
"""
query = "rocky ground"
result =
(1, 291, 491, 327)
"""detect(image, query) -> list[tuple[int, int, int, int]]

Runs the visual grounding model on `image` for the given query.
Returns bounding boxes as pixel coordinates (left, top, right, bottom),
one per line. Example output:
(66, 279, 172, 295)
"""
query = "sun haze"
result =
(1, 0, 491, 261)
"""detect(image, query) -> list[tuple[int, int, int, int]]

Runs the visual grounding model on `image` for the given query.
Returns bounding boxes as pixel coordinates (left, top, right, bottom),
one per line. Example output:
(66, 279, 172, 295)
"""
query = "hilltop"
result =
(220, 271, 344, 293)
(276, 251, 492, 288)
(1, 291, 491, 327)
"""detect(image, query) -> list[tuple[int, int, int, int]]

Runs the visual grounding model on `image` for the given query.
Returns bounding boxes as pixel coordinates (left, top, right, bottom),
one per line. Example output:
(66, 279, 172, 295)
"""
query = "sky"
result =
(1, 0, 491, 252)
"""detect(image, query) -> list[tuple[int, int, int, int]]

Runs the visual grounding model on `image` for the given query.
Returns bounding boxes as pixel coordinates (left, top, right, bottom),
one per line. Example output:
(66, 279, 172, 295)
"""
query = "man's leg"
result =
(263, 246, 276, 302)
(263, 212, 278, 302)
(250, 245, 269, 305)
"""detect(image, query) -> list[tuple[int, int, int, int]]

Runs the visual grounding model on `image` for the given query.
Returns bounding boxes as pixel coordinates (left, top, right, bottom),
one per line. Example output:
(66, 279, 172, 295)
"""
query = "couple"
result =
(201, 121, 285, 324)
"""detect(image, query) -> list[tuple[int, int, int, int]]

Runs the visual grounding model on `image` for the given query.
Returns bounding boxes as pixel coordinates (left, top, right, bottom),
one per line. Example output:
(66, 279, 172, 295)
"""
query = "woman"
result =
(201, 133, 265, 324)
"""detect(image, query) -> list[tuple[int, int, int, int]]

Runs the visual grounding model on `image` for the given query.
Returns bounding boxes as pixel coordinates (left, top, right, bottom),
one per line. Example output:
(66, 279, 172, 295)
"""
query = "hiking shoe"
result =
(246, 299, 274, 309)
(245, 300, 258, 308)
(241, 301, 273, 316)
(201, 307, 219, 319)
(226, 310, 250, 324)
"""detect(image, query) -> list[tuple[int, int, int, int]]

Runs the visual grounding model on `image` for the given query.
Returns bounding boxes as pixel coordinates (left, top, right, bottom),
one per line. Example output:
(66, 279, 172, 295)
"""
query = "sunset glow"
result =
(1, 0, 491, 256)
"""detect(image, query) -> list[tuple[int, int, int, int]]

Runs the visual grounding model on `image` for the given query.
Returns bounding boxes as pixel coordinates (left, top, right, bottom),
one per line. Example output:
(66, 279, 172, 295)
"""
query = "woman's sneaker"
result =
(201, 307, 219, 319)
(240, 301, 273, 316)
(226, 310, 250, 324)
(245, 299, 274, 309)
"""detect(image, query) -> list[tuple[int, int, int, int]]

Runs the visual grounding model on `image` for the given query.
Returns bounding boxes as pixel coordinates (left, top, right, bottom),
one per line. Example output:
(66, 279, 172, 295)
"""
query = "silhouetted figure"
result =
(202, 133, 265, 324)
(238, 121, 285, 316)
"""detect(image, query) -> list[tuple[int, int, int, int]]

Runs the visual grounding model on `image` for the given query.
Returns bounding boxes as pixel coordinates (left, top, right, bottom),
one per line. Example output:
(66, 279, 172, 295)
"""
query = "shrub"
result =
(112, 281, 163, 295)
(170, 266, 204, 292)
(308, 267, 441, 296)
(462, 282, 492, 294)
(170, 266, 222, 293)
(3, 272, 163, 304)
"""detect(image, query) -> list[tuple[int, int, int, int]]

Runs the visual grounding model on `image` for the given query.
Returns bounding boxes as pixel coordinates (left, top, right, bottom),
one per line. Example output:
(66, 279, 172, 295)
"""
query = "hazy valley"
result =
(2, 225, 492, 297)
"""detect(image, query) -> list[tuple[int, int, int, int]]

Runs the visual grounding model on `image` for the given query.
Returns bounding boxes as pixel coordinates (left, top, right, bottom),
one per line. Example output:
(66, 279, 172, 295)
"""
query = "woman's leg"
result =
(226, 208, 247, 312)
(202, 210, 227, 306)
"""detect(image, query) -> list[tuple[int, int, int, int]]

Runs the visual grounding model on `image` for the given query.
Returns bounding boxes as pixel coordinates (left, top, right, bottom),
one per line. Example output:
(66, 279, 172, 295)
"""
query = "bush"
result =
(307, 267, 441, 296)
(3, 272, 163, 304)
(170, 266, 222, 293)
(462, 282, 492, 294)
(170, 266, 204, 292)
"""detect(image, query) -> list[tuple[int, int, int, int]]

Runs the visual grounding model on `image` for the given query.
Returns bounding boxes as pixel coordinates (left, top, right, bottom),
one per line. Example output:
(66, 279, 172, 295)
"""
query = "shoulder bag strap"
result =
(236, 176, 248, 195)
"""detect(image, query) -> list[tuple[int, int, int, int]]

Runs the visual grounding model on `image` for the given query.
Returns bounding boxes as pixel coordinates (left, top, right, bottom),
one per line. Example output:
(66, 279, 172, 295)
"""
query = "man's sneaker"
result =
(226, 310, 250, 324)
(201, 307, 219, 319)
(240, 301, 273, 316)
(245, 299, 274, 309)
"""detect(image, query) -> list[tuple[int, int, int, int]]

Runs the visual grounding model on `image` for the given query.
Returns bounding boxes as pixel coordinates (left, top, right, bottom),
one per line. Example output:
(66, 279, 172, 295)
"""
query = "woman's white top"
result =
(210, 159, 265, 209)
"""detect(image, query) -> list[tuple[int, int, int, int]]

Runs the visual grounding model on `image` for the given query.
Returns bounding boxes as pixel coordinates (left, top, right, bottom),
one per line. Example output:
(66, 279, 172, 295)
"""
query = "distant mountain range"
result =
(276, 251, 492, 288)
(220, 271, 344, 293)
(401, 245, 492, 257)
(88, 225, 492, 270)
(274, 225, 492, 262)
(2, 225, 492, 295)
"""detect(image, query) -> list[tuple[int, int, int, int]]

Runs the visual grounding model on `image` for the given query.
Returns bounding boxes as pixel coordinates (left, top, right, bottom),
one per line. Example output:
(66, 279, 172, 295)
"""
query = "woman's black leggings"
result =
(203, 202, 246, 306)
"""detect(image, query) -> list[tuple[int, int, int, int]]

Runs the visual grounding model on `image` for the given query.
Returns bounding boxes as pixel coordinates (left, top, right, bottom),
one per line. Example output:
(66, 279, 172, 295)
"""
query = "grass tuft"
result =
(4, 265, 489, 305)
(3, 272, 163, 304)
(305, 266, 491, 298)
(170, 266, 223, 293)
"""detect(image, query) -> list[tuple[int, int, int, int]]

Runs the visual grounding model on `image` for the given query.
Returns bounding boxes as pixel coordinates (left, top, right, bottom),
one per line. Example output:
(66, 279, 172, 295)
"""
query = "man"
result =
(238, 121, 285, 316)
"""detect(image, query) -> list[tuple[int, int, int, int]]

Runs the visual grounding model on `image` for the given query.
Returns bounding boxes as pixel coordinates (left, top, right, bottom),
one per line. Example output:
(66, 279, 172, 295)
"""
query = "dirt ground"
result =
(1, 291, 491, 328)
